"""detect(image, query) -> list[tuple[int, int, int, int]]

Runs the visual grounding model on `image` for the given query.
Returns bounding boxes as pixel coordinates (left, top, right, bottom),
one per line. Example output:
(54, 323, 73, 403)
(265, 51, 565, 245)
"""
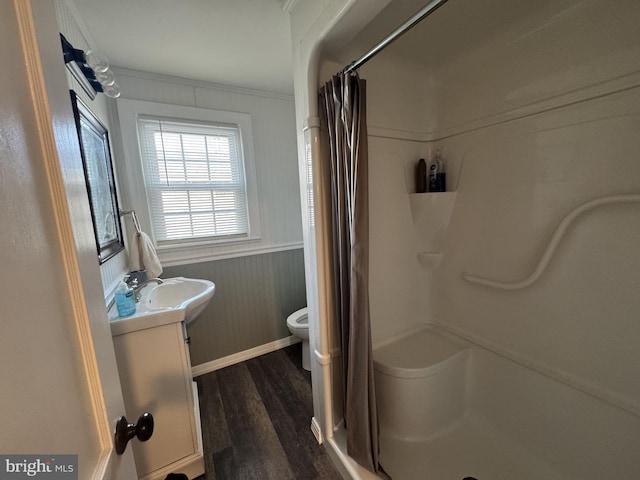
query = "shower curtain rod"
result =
(342, 0, 449, 74)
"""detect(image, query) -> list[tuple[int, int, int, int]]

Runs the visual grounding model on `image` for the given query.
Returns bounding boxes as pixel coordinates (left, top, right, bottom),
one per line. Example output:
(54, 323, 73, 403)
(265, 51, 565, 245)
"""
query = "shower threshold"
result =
(379, 415, 567, 480)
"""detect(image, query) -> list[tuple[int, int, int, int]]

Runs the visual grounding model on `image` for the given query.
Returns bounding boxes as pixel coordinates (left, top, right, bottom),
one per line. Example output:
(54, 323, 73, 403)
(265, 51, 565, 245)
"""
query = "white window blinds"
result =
(137, 117, 249, 243)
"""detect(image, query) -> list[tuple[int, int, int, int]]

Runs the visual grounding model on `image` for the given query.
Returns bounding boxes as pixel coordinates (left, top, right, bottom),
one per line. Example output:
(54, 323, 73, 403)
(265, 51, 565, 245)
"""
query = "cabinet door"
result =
(113, 322, 198, 477)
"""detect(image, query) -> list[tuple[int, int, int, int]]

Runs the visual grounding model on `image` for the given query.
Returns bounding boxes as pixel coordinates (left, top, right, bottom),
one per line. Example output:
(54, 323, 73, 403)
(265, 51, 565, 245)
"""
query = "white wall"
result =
(105, 69, 306, 366)
(436, 96, 640, 411)
(290, 0, 640, 466)
(58, 0, 305, 367)
(0, 0, 99, 464)
(110, 69, 303, 264)
(55, 0, 129, 298)
(57, 0, 304, 295)
(354, 0, 640, 419)
(1, 1, 137, 476)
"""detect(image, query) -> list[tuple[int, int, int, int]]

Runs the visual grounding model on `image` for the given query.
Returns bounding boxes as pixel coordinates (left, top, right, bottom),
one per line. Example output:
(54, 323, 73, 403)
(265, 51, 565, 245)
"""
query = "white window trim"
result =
(116, 99, 261, 265)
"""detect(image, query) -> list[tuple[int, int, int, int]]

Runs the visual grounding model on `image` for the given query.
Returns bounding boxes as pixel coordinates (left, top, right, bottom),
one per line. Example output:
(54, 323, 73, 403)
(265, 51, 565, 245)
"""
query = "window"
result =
(116, 99, 260, 263)
(138, 118, 249, 244)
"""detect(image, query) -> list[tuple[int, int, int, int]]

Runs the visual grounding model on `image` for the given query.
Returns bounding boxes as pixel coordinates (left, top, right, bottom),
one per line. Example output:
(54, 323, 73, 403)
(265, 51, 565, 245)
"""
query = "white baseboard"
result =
(311, 416, 323, 444)
(191, 335, 301, 377)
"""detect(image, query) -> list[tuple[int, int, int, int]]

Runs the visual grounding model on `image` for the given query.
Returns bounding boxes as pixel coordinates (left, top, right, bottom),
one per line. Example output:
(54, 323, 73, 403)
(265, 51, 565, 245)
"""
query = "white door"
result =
(0, 1, 138, 478)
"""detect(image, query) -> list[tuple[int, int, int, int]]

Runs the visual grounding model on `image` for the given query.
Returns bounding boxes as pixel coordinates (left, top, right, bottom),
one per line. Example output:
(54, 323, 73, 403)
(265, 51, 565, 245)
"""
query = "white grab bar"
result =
(462, 194, 640, 290)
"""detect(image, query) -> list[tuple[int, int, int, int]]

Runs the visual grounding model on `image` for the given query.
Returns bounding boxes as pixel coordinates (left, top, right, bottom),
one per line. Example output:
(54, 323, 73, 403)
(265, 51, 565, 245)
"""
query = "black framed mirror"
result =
(70, 90, 124, 263)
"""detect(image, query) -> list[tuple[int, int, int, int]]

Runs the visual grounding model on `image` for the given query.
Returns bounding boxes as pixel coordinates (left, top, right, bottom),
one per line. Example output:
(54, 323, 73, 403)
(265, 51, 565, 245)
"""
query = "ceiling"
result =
(329, 0, 572, 71)
(72, 0, 295, 95)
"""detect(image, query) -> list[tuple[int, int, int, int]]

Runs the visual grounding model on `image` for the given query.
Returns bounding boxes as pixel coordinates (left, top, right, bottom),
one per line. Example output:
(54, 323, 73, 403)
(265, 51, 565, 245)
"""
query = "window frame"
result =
(116, 99, 261, 264)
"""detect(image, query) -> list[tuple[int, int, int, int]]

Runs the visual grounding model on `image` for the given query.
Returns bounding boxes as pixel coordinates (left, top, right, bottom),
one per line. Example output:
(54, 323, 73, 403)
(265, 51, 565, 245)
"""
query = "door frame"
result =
(14, 0, 137, 477)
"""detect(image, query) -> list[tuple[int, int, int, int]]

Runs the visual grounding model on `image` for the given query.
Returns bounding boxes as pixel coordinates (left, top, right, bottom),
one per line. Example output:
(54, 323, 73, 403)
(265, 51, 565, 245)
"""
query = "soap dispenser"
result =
(115, 278, 136, 318)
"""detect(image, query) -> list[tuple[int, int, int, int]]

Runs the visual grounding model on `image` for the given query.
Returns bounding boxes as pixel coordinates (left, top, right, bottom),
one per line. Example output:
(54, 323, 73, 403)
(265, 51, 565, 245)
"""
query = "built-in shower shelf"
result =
(409, 191, 457, 222)
(417, 252, 443, 269)
(409, 191, 457, 254)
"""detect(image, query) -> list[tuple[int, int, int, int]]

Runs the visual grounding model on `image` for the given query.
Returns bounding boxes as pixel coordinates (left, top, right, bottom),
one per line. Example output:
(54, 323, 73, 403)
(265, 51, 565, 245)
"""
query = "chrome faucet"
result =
(131, 278, 164, 302)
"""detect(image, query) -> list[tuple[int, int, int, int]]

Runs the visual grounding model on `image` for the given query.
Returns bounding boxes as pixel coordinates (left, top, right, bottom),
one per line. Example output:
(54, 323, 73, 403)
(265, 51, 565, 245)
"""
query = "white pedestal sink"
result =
(110, 277, 215, 335)
(144, 277, 215, 324)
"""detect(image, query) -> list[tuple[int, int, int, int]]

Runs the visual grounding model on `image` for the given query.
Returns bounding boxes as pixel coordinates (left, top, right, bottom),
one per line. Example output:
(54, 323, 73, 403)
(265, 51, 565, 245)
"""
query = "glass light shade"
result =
(85, 50, 109, 73)
(96, 69, 116, 87)
(103, 83, 121, 98)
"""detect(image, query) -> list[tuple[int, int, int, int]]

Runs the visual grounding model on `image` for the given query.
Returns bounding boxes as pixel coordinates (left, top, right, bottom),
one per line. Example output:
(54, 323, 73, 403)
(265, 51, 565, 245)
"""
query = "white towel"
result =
(129, 231, 163, 279)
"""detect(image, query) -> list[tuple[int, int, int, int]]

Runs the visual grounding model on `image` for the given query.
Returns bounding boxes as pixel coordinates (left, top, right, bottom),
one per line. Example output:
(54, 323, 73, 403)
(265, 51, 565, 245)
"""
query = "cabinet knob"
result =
(114, 412, 154, 454)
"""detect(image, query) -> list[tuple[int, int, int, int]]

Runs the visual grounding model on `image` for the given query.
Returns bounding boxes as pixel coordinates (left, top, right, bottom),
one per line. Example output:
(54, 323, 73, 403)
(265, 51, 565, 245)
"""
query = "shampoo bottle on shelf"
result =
(428, 148, 446, 192)
(416, 158, 427, 193)
(115, 279, 136, 318)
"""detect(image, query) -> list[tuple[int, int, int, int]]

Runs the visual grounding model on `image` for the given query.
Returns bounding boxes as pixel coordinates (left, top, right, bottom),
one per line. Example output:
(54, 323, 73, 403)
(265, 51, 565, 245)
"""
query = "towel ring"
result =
(119, 209, 142, 234)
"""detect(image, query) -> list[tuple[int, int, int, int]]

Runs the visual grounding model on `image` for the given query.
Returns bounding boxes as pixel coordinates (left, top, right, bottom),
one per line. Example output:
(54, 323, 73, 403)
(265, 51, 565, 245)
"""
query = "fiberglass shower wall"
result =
(330, 0, 640, 434)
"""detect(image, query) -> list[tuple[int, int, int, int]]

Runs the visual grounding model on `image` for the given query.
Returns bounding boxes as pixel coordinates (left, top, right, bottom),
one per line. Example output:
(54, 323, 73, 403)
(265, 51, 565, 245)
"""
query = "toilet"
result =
(286, 307, 310, 371)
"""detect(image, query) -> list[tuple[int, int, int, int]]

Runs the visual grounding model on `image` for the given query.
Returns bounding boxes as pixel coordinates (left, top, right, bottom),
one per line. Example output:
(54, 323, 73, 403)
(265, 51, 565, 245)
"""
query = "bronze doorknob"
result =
(114, 412, 154, 454)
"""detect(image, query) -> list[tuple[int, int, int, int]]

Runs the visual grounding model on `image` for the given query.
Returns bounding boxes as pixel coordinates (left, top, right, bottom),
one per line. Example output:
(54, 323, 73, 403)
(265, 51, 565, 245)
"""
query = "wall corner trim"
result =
(313, 348, 331, 365)
(304, 116, 321, 130)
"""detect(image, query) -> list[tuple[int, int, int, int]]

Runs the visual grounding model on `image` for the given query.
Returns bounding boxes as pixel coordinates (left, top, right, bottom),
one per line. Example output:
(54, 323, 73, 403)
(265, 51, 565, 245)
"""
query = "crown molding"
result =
(111, 66, 294, 101)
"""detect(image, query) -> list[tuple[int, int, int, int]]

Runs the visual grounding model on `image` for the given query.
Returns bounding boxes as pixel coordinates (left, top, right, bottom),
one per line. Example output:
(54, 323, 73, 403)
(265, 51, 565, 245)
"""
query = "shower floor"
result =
(379, 415, 567, 480)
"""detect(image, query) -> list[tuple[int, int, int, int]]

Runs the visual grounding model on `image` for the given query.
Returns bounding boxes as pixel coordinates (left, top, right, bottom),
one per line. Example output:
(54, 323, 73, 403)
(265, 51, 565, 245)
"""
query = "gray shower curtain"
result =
(320, 73, 382, 475)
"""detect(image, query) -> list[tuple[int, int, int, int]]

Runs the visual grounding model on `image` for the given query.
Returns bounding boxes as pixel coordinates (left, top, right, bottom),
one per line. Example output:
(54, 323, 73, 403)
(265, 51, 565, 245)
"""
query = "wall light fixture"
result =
(60, 34, 120, 100)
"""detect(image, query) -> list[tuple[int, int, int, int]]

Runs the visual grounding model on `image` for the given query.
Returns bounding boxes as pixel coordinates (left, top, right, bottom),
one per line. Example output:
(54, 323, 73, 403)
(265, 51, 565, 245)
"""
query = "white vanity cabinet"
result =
(111, 319, 204, 479)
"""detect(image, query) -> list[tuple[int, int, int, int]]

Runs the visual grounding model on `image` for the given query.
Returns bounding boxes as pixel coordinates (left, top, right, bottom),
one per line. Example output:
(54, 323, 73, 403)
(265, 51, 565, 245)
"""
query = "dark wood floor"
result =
(195, 344, 342, 480)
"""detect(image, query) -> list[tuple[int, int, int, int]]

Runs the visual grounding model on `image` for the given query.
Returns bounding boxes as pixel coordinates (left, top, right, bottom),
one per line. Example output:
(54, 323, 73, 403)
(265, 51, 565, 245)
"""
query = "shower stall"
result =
(289, 0, 640, 478)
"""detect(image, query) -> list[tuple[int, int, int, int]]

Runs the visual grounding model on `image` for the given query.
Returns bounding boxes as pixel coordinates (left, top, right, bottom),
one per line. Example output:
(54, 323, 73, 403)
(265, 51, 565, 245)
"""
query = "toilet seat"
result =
(287, 307, 308, 329)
